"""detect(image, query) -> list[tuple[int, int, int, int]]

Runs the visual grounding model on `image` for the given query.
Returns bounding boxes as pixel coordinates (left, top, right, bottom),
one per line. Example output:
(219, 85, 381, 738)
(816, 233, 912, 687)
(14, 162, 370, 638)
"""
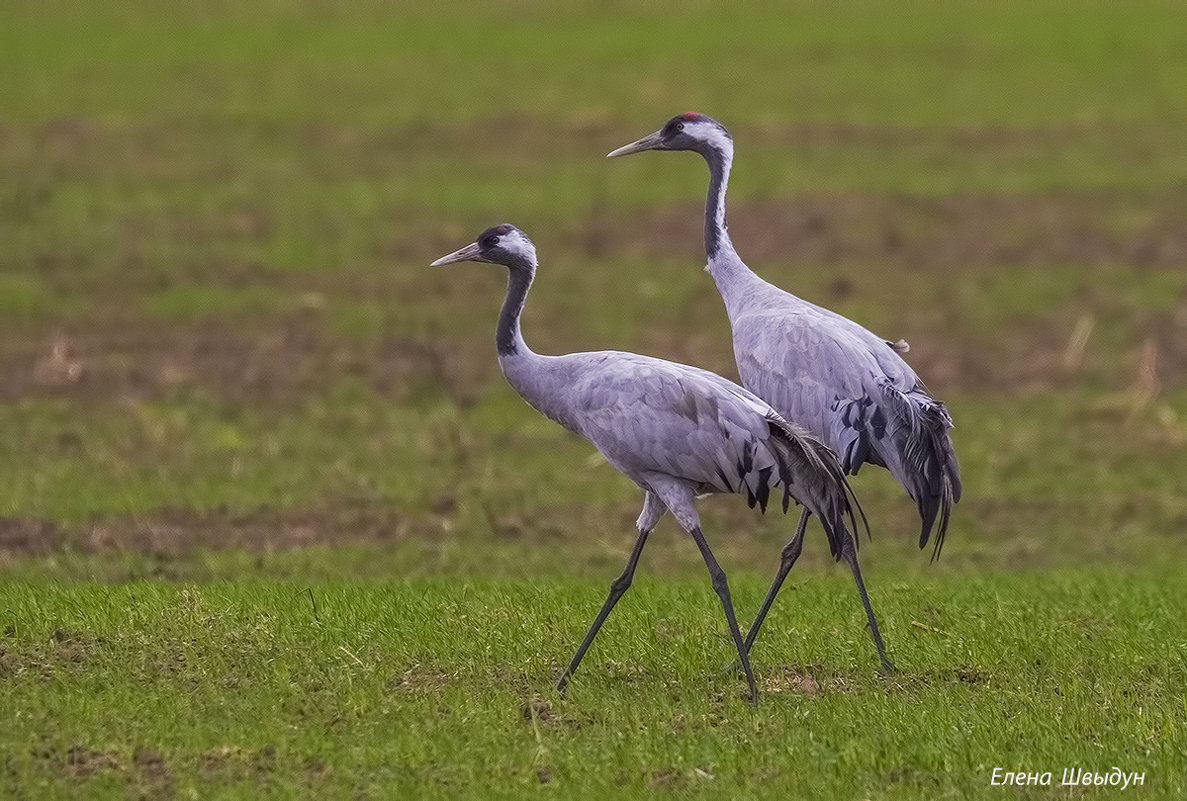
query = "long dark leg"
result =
(840, 531, 895, 675)
(688, 525, 758, 704)
(744, 507, 810, 655)
(556, 527, 651, 694)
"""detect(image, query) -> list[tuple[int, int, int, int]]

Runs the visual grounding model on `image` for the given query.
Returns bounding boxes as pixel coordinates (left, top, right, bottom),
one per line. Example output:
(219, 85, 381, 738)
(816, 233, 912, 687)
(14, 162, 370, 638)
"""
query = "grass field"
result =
(2, 1, 1186, 798)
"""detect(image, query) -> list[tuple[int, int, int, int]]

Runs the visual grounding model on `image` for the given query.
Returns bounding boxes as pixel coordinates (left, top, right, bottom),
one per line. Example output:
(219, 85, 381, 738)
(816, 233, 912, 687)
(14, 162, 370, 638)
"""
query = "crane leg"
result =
(556, 491, 665, 694)
(556, 527, 650, 695)
(743, 506, 810, 654)
(840, 531, 895, 675)
(647, 476, 758, 703)
(687, 525, 759, 704)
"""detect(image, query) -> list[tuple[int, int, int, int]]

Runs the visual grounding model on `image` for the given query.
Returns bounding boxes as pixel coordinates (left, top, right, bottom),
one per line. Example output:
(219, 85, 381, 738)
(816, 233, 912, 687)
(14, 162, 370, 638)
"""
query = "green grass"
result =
(0, 274, 69, 322)
(2, 388, 1184, 569)
(2, 568, 1184, 799)
(5, 0, 1187, 127)
(2, 0, 1187, 797)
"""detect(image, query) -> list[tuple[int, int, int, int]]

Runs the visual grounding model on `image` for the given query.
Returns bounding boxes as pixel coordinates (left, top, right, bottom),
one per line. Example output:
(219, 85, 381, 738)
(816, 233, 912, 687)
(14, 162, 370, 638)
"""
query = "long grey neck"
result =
(701, 144, 757, 305)
(497, 266, 533, 357)
(493, 263, 575, 433)
(704, 144, 734, 259)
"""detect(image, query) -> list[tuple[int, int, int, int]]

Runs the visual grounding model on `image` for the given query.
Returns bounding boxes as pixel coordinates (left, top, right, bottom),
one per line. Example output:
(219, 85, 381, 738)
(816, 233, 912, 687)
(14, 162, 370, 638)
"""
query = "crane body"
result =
(432, 223, 863, 701)
(609, 114, 961, 673)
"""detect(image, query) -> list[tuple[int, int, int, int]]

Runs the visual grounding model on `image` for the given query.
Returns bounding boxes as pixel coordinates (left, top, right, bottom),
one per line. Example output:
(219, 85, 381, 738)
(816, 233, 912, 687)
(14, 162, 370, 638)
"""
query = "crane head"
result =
(430, 224, 537, 270)
(607, 112, 733, 159)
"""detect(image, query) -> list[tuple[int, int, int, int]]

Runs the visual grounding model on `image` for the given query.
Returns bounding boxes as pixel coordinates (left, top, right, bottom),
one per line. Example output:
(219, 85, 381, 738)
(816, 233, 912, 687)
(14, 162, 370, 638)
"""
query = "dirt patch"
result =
(0, 629, 102, 680)
(197, 744, 278, 780)
(131, 747, 174, 799)
(0, 495, 644, 562)
(520, 694, 555, 725)
(1, 317, 455, 406)
(391, 663, 454, 693)
(761, 663, 856, 696)
(0, 518, 62, 556)
(82, 504, 409, 556)
(954, 665, 988, 685)
(31, 744, 124, 780)
(584, 190, 1187, 272)
(0, 503, 422, 560)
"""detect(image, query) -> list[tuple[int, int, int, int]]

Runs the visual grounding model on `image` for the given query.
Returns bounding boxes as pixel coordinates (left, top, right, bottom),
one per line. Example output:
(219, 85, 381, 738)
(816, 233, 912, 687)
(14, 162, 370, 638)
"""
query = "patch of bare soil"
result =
(1, 317, 465, 406)
(581, 190, 1187, 271)
(197, 744, 278, 781)
(391, 663, 454, 693)
(0, 491, 646, 560)
(0, 503, 424, 559)
(131, 747, 174, 799)
(0, 628, 103, 681)
(0, 518, 61, 556)
(82, 504, 410, 556)
(31, 744, 124, 780)
(760, 663, 856, 696)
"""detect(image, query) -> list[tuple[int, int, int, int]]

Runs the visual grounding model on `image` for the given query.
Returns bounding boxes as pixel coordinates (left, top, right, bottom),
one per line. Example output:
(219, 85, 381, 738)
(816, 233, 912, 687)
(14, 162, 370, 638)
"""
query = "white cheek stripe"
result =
(690, 121, 733, 156)
(503, 230, 537, 263)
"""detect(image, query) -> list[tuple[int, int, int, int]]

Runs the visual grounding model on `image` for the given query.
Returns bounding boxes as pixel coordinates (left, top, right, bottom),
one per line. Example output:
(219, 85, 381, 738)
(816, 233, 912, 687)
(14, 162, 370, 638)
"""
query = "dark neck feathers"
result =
(703, 145, 731, 258)
(497, 266, 533, 356)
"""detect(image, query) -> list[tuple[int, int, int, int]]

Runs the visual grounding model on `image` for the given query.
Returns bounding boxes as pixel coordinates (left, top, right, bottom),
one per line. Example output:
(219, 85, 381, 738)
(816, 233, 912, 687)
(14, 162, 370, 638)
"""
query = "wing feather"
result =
(732, 302, 960, 554)
(546, 350, 862, 561)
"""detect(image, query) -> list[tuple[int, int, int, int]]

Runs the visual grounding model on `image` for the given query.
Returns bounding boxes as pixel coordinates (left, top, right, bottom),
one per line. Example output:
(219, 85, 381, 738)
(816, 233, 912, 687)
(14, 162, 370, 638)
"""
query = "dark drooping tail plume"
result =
(763, 414, 867, 562)
(866, 383, 961, 560)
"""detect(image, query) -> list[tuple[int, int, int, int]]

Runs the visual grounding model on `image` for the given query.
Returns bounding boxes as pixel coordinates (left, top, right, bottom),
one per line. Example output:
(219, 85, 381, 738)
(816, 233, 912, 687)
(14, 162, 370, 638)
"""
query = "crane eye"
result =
(675, 122, 684, 131)
(483, 236, 498, 248)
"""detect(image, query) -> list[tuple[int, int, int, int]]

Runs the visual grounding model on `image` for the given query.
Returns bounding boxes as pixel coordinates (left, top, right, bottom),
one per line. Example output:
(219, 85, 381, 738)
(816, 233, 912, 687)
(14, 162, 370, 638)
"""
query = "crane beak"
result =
(430, 242, 483, 266)
(606, 129, 665, 158)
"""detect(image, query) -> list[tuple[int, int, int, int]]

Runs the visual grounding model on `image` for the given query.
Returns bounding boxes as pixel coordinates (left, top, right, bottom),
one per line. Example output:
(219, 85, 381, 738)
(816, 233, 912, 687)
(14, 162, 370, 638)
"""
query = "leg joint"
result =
(780, 538, 803, 563)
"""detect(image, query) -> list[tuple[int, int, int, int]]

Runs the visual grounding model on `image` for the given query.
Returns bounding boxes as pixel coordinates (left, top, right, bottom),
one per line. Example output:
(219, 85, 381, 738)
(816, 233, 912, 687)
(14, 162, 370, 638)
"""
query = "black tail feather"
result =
(864, 384, 960, 560)
(766, 415, 864, 563)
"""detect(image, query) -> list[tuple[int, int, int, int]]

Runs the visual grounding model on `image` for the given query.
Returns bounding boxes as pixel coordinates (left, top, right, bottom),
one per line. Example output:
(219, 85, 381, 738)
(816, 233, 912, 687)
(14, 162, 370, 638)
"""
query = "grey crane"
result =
(608, 113, 961, 674)
(431, 223, 864, 701)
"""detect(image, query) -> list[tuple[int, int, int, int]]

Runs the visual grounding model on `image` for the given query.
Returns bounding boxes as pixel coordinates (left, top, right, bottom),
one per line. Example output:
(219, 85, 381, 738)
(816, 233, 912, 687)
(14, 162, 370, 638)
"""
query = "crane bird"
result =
(608, 113, 961, 674)
(431, 223, 864, 701)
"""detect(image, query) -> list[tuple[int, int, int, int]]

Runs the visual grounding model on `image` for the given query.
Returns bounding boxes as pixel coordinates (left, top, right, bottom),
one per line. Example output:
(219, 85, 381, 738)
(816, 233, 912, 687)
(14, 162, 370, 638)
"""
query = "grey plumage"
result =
(730, 291, 961, 550)
(432, 223, 862, 702)
(609, 112, 962, 672)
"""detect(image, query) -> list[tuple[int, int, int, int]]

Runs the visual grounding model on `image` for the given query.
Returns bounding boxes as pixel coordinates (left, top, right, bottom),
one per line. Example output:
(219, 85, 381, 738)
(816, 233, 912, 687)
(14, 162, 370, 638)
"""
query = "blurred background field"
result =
(1, 1, 1185, 798)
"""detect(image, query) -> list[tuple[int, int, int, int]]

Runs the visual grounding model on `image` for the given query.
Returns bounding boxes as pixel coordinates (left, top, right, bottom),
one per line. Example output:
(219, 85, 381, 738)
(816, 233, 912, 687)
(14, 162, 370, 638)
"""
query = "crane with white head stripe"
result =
(432, 223, 864, 702)
(609, 113, 962, 674)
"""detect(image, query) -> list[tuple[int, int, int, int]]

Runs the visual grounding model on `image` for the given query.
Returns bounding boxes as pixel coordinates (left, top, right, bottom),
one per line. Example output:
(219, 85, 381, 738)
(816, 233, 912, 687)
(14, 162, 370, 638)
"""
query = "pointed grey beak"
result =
(606, 129, 665, 158)
(430, 241, 483, 266)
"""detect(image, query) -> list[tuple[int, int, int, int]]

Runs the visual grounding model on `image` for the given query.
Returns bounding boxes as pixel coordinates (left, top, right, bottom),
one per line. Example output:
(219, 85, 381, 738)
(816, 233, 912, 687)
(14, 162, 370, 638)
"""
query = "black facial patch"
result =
(478, 223, 517, 249)
(661, 119, 683, 137)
